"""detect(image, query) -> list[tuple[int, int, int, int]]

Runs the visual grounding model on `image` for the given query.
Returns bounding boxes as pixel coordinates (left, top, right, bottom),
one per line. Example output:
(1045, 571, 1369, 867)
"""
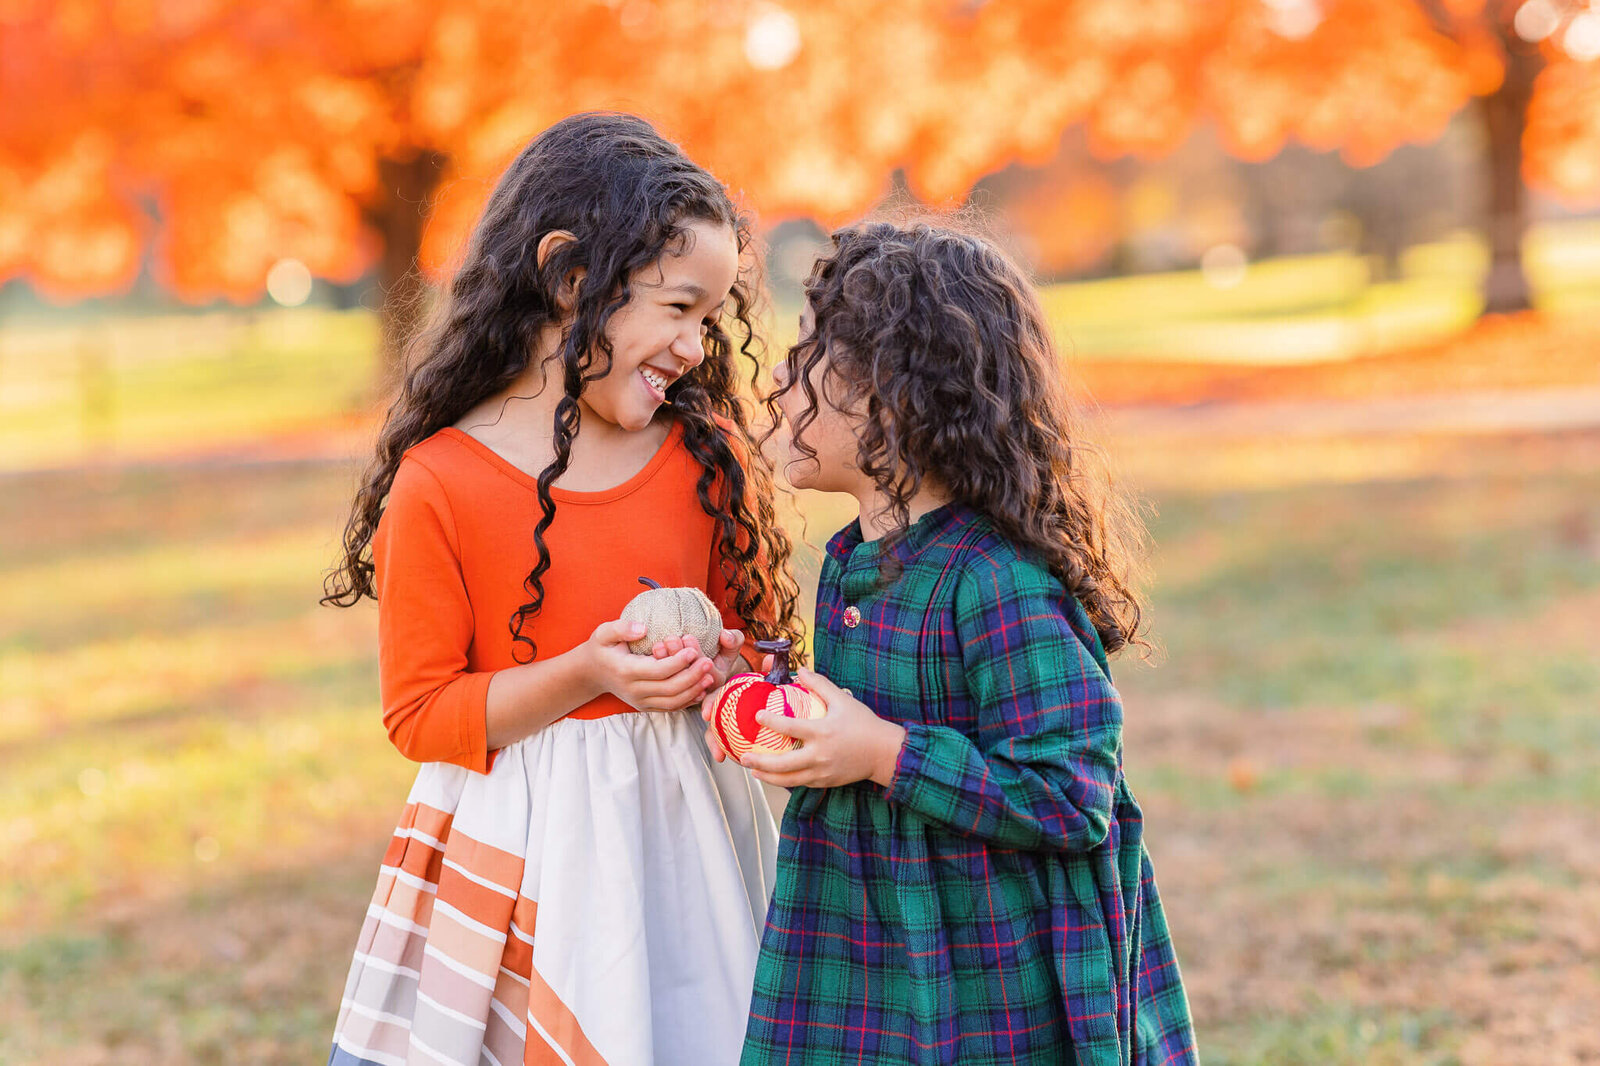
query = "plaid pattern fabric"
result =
(742, 504, 1198, 1066)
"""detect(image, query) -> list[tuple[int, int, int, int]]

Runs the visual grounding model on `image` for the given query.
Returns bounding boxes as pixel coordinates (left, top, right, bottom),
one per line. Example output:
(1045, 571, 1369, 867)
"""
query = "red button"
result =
(843, 605, 861, 628)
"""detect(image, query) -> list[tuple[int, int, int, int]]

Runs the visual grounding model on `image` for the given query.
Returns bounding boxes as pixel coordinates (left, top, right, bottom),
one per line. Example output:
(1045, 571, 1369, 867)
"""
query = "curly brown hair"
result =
(323, 112, 803, 661)
(771, 217, 1148, 655)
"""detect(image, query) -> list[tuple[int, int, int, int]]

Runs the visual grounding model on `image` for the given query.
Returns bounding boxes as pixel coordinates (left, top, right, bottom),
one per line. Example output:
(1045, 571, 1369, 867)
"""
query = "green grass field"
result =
(2, 422, 1597, 1063)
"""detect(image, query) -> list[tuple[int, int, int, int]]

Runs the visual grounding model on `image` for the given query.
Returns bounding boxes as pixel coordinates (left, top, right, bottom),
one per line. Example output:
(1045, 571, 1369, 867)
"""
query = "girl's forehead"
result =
(652, 220, 738, 296)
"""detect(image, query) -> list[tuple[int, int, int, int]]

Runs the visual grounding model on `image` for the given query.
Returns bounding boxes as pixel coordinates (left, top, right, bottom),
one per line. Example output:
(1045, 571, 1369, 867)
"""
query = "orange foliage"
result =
(1203, 0, 1480, 165)
(0, 2, 147, 297)
(2, 0, 1598, 303)
(1527, 56, 1600, 205)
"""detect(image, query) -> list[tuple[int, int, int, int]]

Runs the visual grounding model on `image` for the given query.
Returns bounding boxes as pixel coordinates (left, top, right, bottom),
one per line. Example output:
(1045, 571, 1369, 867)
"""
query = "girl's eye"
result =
(669, 302, 691, 313)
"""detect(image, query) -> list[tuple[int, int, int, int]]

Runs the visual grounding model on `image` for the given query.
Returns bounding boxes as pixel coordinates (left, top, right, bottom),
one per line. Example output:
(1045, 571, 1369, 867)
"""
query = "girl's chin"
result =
(783, 457, 824, 491)
(617, 409, 659, 433)
(578, 396, 656, 433)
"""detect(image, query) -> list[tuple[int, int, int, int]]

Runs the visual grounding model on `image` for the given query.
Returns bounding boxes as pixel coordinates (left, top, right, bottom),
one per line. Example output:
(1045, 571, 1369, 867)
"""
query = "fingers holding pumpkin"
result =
(707, 629, 745, 686)
(592, 619, 649, 648)
(622, 645, 702, 682)
(621, 655, 714, 710)
(640, 668, 713, 709)
(738, 742, 816, 777)
(750, 706, 825, 744)
(736, 671, 906, 789)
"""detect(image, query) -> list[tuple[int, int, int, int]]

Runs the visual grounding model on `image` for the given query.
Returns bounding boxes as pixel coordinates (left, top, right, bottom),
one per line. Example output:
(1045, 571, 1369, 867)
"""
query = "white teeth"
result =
(642, 368, 667, 392)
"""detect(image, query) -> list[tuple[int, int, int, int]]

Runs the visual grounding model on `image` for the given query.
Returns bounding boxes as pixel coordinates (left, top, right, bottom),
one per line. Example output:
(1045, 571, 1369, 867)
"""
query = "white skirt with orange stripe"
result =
(328, 708, 777, 1066)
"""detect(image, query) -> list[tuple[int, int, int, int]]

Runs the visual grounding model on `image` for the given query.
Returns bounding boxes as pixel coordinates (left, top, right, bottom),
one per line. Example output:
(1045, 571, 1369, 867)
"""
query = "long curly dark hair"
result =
(773, 217, 1148, 655)
(324, 112, 802, 662)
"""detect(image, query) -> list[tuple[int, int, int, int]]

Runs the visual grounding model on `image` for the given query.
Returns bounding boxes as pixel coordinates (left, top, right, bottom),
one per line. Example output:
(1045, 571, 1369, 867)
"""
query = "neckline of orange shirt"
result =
(439, 418, 686, 505)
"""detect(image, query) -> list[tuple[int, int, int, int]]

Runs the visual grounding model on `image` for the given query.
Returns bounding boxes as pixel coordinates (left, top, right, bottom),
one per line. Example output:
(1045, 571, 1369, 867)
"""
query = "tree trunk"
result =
(1477, 47, 1540, 315)
(365, 151, 448, 384)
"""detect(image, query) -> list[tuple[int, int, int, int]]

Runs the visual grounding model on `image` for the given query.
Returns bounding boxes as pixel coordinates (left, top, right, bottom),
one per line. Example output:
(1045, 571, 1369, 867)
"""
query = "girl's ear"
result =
(536, 230, 585, 312)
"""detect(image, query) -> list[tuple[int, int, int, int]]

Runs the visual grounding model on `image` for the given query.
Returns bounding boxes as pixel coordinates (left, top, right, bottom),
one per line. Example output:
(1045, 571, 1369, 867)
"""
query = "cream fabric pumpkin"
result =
(620, 577, 724, 655)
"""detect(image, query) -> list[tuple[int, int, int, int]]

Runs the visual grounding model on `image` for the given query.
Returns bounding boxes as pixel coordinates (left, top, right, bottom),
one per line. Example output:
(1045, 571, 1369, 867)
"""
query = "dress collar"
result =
(827, 502, 972, 600)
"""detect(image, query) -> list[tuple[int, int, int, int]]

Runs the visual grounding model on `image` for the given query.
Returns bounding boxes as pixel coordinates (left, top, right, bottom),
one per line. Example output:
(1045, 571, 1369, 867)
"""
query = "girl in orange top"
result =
(321, 113, 801, 1066)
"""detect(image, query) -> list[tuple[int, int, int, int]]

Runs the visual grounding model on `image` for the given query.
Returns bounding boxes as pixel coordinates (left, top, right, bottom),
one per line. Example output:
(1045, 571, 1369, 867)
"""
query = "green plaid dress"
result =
(742, 504, 1198, 1066)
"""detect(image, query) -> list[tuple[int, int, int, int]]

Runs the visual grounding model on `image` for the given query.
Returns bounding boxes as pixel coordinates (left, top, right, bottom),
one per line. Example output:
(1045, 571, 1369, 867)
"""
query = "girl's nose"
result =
(671, 327, 705, 368)
(772, 361, 791, 389)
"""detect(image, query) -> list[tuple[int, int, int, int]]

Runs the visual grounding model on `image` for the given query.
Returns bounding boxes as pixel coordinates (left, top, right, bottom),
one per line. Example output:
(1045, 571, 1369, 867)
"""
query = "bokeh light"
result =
(1514, 0, 1563, 42)
(1563, 10, 1600, 59)
(744, 6, 801, 70)
(1264, 0, 1324, 40)
(1201, 243, 1249, 289)
(265, 257, 313, 307)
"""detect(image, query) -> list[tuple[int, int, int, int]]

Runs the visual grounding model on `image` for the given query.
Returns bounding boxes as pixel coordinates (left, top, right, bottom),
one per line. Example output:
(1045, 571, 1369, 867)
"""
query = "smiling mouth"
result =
(641, 366, 673, 397)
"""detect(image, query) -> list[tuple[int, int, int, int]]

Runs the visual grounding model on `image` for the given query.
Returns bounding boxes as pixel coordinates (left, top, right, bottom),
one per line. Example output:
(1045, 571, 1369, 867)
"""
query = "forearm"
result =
(484, 645, 603, 749)
(884, 722, 1116, 852)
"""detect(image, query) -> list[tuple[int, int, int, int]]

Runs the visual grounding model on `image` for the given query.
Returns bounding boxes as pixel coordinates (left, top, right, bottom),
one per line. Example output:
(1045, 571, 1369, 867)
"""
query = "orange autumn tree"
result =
(1244, 0, 1600, 311)
(1, 0, 985, 368)
(947, 0, 1600, 312)
(4, 0, 1598, 348)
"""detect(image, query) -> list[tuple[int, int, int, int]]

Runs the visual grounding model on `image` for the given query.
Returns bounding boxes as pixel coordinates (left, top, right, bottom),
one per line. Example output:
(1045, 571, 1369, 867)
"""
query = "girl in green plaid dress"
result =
(700, 219, 1199, 1065)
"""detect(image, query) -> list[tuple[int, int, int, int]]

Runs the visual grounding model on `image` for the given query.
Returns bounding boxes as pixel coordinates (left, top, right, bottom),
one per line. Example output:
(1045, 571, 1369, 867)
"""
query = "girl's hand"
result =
(737, 668, 907, 789)
(652, 628, 746, 690)
(584, 620, 715, 712)
(655, 631, 747, 762)
(708, 628, 747, 688)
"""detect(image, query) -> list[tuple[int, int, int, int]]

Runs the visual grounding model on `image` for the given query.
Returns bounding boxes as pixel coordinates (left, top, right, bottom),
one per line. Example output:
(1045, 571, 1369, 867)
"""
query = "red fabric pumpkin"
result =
(711, 639, 825, 760)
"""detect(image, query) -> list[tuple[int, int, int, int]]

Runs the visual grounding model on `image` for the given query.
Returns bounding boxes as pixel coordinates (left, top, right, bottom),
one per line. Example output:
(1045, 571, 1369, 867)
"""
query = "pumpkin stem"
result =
(753, 638, 793, 685)
(637, 577, 662, 590)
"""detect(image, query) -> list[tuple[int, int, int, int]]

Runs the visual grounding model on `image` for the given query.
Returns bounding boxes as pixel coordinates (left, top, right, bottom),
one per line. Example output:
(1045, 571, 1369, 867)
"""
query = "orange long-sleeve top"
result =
(372, 419, 756, 773)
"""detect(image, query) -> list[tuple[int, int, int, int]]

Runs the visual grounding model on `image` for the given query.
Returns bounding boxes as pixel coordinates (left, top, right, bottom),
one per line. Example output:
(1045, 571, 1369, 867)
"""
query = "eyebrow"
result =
(663, 283, 710, 302)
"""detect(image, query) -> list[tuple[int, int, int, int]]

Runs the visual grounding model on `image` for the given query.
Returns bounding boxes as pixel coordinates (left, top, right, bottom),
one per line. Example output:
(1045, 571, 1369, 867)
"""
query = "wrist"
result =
(869, 721, 907, 788)
(567, 642, 609, 704)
